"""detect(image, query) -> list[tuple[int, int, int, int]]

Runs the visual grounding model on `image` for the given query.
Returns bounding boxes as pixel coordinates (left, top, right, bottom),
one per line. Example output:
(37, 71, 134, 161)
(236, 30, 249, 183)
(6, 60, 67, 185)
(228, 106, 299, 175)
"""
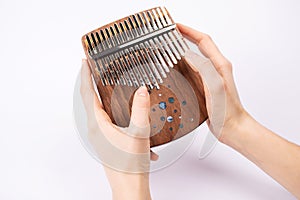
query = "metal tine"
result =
(121, 56, 139, 87)
(150, 9, 176, 67)
(127, 17, 153, 88)
(136, 13, 150, 35)
(96, 31, 114, 85)
(167, 28, 185, 57)
(101, 29, 122, 85)
(122, 20, 146, 86)
(123, 20, 147, 86)
(125, 48, 145, 86)
(154, 7, 181, 60)
(141, 12, 167, 79)
(105, 28, 125, 86)
(85, 35, 107, 85)
(109, 26, 133, 87)
(95, 32, 115, 85)
(138, 50, 160, 89)
(156, 7, 167, 27)
(163, 32, 181, 60)
(91, 33, 114, 85)
(160, 7, 187, 55)
(173, 29, 189, 52)
(155, 7, 179, 63)
(145, 11, 170, 74)
(135, 13, 163, 86)
(134, 13, 161, 87)
(131, 15, 144, 36)
(146, 11, 172, 71)
(114, 23, 125, 45)
(127, 17, 139, 38)
(118, 22, 140, 87)
(159, 6, 189, 51)
(112, 24, 137, 87)
(154, 36, 173, 68)
(160, 7, 185, 55)
(139, 43, 162, 87)
(161, 7, 173, 25)
(131, 49, 153, 89)
(142, 12, 153, 32)
(87, 34, 97, 55)
(123, 20, 134, 40)
(130, 47, 153, 88)
(132, 15, 159, 88)
(99, 30, 119, 85)
(105, 27, 127, 86)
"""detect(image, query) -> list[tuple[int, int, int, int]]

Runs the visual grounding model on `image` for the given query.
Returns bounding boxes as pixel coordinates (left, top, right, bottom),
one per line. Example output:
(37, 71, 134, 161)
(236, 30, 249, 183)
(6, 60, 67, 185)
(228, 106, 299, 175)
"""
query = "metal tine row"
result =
(87, 32, 121, 86)
(159, 7, 189, 53)
(125, 12, 167, 84)
(86, 7, 189, 88)
(87, 28, 138, 87)
(85, 35, 107, 86)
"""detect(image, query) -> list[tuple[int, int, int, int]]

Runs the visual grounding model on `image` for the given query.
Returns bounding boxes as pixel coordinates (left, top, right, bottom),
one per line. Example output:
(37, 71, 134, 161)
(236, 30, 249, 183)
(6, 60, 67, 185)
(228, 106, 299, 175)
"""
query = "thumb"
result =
(127, 86, 151, 138)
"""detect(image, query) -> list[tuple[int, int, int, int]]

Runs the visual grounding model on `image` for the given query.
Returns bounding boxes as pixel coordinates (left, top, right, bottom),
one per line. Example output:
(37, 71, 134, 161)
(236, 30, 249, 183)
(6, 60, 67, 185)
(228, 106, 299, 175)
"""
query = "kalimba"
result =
(81, 7, 207, 147)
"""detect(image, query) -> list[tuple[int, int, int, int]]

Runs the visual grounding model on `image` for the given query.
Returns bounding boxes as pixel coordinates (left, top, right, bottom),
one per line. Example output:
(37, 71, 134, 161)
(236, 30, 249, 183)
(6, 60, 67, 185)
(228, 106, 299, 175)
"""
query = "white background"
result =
(0, 0, 299, 199)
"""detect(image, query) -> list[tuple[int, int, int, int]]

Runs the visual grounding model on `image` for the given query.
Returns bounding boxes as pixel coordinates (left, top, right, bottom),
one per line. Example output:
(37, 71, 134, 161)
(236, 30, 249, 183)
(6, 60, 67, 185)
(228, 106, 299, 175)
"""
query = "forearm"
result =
(112, 186, 151, 200)
(112, 182, 151, 200)
(107, 170, 152, 200)
(221, 113, 300, 198)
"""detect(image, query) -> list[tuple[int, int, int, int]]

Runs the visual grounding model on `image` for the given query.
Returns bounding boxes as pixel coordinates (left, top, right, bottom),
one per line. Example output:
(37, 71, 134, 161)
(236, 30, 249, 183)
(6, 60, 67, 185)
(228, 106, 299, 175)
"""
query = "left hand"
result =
(80, 59, 157, 200)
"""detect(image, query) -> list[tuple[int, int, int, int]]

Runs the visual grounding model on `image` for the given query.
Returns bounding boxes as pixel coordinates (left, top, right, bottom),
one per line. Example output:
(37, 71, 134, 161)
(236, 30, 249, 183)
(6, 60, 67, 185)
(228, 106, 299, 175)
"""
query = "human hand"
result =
(177, 23, 248, 142)
(177, 25, 300, 198)
(80, 59, 156, 200)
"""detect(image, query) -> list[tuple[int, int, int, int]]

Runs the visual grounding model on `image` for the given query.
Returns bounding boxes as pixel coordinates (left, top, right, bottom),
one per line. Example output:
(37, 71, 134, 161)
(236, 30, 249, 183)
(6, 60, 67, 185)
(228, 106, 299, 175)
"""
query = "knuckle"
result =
(220, 58, 231, 67)
(224, 60, 233, 72)
(203, 33, 212, 41)
(217, 58, 232, 73)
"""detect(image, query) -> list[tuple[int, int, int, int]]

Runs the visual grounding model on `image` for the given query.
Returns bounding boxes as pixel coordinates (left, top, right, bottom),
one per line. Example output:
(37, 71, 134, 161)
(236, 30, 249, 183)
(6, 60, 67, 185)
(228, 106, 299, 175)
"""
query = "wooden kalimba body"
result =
(82, 7, 207, 147)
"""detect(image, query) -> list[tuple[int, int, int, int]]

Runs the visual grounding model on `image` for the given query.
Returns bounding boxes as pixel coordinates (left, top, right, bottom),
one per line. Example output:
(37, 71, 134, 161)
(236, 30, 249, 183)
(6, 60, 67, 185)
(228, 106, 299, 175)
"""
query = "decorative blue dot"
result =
(152, 108, 156, 112)
(174, 109, 177, 113)
(179, 123, 184, 128)
(167, 116, 173, 122)
(169, 127, 173, 131)
(159, 102, 167, 110)
(182, 100, 187, 106)
(168, 97, 175, 103)
(160, 116, 165, 121)
(153, 125, 157, 128)
(167, 85, 171, 88)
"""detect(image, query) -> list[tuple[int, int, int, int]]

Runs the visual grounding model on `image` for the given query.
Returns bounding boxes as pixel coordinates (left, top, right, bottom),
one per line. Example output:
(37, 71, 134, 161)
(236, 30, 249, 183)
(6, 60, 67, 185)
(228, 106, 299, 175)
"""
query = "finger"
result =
(177, 23, 231, 74)
(80, 59, 111, 124)
(128, 86, 151, 138)
(130, 86, 150, 128)
(150, 150, 159, 161)
(80, 59, 96, 97)
(177, 23, 222, 58)
(184, 50, 227, 137)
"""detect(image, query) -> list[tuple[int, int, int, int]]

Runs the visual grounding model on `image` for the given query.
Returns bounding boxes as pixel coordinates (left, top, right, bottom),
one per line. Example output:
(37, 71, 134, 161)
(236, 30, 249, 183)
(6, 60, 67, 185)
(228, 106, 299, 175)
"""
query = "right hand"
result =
(177, 23, 248, 142)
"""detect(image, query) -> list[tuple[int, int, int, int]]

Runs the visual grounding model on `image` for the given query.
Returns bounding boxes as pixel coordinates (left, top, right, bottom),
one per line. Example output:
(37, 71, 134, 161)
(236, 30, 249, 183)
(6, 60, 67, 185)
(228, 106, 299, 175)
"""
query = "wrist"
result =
(218, 109, 253, 147)
(110, 172, 151, 200)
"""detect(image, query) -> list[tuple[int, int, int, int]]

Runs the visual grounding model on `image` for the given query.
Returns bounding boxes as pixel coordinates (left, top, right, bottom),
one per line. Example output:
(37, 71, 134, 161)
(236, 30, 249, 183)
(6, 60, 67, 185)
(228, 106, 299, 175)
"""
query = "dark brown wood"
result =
(84, 58, 208, 147)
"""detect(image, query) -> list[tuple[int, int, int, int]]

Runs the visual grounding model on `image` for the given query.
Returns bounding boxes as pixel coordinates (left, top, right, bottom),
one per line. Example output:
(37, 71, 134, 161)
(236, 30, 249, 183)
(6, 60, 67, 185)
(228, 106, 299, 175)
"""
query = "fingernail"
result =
(137, 86, 148, 97)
